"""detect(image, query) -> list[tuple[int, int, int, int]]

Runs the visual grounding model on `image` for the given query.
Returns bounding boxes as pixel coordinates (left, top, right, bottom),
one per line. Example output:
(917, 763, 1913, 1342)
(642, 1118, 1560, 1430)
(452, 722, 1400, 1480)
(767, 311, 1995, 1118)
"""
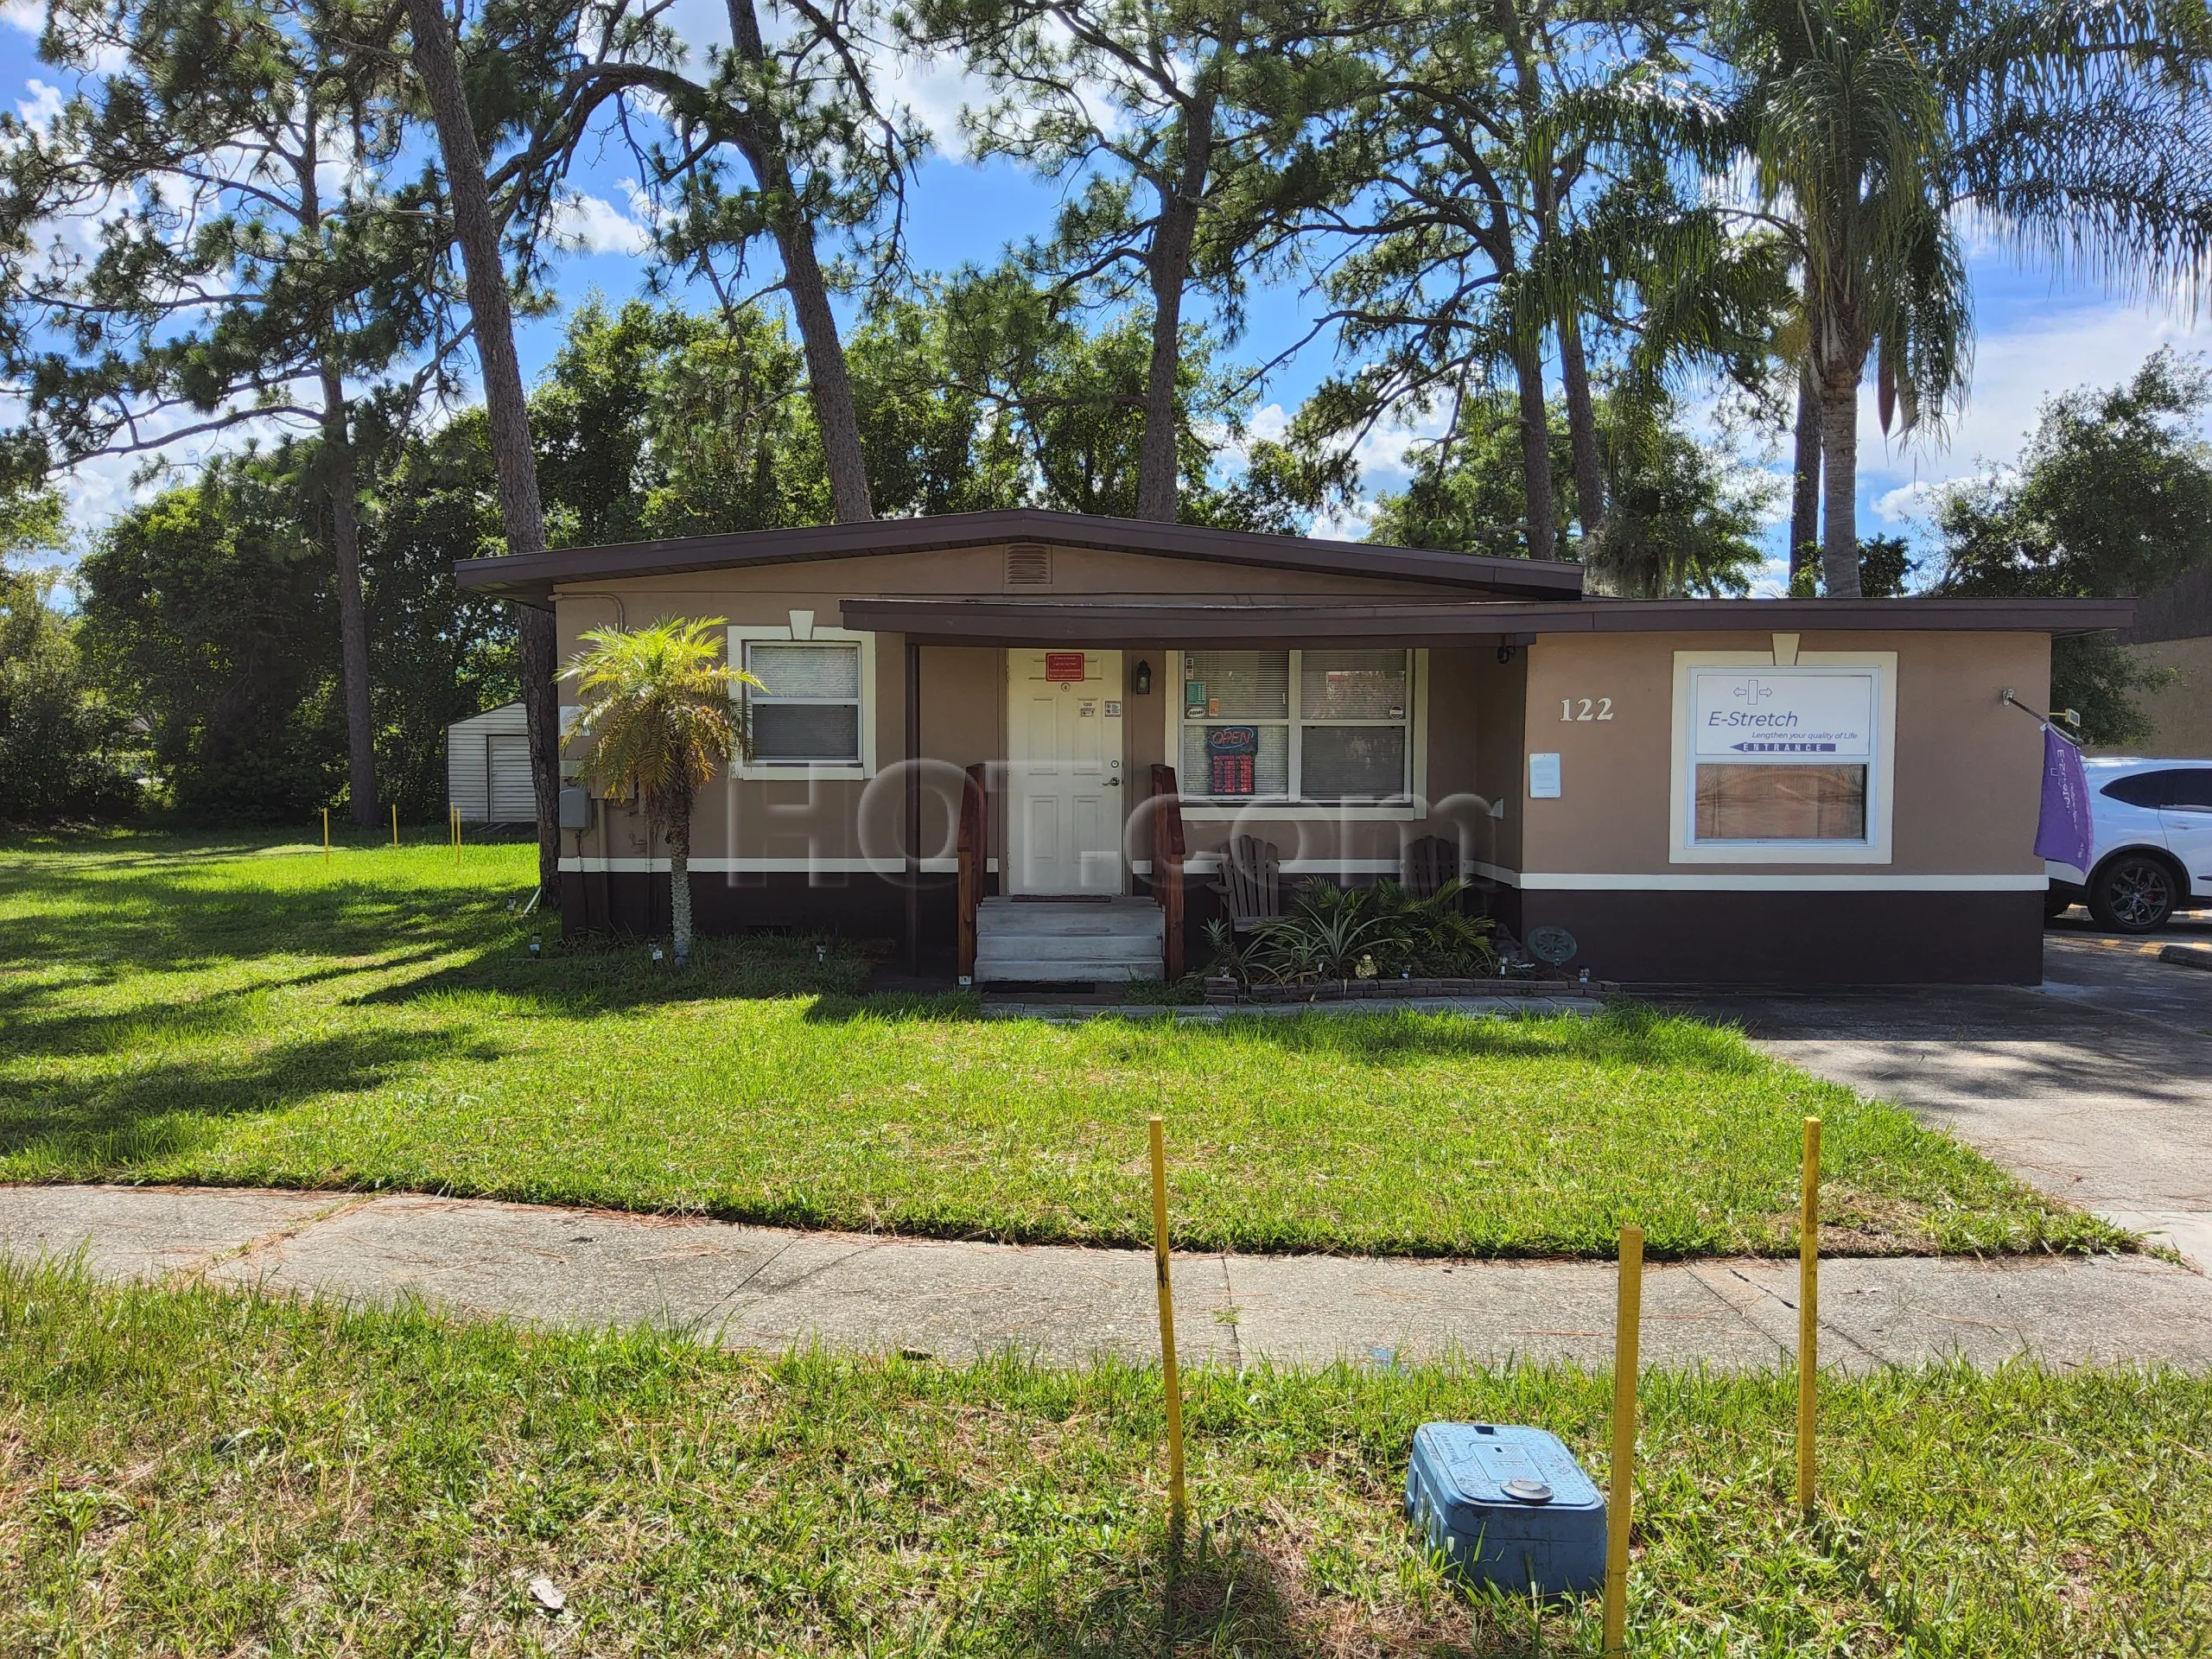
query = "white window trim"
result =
(1166, 648, 1429, 821)
(729, 623, 878, 781)
(1669, 648, 1897, 864)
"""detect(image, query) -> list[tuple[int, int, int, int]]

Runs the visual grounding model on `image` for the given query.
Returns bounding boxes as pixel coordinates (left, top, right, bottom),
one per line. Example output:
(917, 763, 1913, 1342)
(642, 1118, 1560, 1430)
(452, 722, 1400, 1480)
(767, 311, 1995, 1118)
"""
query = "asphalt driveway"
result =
(1685, 913, 2212, 1272)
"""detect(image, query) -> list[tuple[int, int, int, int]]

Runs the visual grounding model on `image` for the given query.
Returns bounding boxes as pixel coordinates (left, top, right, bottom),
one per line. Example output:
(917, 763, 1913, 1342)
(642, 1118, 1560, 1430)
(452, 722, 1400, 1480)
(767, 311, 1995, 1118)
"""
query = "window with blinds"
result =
(1179, 648, 1412, 804)
(743, 641, 864, 766)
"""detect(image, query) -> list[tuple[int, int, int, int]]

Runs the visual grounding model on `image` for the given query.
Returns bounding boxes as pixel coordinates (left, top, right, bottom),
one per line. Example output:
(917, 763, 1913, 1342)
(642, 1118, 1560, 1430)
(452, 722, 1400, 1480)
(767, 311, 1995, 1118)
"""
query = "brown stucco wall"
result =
(1517, 629, 2050, 877)
(2107, 637, 2212, 759)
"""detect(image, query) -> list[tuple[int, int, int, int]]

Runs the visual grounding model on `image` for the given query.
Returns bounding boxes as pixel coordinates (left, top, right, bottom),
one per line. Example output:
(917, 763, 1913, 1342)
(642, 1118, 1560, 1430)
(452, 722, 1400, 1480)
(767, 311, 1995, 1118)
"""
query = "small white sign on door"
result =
(1529, 752, 1562, 798)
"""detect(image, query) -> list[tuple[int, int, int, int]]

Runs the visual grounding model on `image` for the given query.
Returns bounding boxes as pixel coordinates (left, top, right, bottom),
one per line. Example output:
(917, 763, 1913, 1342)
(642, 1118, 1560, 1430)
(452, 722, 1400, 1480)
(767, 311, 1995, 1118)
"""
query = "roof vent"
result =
(1004, 543, 1052, 588)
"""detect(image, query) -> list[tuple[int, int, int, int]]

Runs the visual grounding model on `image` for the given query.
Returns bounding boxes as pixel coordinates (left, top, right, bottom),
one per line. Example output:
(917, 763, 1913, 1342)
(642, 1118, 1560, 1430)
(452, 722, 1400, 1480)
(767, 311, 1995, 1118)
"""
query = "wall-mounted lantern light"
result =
(1133, 658, 1154, 696)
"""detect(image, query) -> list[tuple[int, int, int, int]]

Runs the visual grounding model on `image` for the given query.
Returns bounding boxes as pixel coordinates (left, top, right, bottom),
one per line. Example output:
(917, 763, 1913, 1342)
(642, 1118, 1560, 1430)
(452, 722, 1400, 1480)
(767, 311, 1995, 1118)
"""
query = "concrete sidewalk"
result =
(5, 1183, 2210, 1371)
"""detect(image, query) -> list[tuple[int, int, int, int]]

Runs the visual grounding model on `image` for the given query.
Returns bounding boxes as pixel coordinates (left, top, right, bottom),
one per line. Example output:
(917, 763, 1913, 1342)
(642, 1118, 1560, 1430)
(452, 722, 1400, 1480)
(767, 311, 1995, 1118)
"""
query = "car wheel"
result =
(2088, 854, 2178, 933)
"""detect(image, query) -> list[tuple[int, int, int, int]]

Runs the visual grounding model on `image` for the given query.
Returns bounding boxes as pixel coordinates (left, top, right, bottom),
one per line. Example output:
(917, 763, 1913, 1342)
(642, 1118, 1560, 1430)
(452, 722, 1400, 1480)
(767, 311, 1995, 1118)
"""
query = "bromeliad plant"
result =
(563, 616, 758, 966)
(1206, 879, 1498, 987)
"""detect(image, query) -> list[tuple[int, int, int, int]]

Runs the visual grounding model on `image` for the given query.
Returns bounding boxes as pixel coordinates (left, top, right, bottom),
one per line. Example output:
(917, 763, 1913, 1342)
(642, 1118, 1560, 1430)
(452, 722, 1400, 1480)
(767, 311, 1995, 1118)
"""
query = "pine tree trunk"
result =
(1135, 197, 1196, 523)
(667, 800, 693, 966)
(725, 0, 872, 524)
(1135, 83, 1219, 524)
(774, 215, 874, 522)
(1790, 361, 1821, 590)
(321, 372, 377, 827)
(1817, 369, 1861, 599)
(405, 0, 560, 896)
(1512, 340, 1557, 560)
(1558, 312, 1604, 546)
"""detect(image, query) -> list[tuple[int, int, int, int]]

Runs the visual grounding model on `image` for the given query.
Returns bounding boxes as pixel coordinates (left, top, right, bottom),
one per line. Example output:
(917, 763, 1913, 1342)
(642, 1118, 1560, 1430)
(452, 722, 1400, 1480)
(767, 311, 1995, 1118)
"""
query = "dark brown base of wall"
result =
(561, 869, 966, 975)
(563, 873, 2044, 987)
(1517, 887, 2044, 987)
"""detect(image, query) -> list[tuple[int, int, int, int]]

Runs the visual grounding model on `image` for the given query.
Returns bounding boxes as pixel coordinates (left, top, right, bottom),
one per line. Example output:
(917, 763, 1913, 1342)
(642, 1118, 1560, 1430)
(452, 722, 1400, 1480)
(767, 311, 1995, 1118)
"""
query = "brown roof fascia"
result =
(449, 508, 1586, 606)
(839, 594, 2137, 644)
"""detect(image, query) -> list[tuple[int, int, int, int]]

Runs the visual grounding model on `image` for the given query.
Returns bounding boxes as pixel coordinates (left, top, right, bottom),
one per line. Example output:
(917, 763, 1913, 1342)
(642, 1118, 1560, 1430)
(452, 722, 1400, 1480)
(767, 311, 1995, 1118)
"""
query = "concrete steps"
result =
(974, 896, 1165, 983)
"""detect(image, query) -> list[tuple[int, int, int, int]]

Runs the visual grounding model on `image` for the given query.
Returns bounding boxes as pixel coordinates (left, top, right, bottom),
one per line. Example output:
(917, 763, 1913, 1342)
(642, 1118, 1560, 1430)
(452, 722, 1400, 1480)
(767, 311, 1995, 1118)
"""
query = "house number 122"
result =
(1561, 697, 1614, 721)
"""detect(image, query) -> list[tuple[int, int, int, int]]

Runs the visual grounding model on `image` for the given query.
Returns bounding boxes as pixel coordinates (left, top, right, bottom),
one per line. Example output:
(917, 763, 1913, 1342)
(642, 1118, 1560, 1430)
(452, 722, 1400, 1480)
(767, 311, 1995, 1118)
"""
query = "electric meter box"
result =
(1404, 1421, 1605, 1595)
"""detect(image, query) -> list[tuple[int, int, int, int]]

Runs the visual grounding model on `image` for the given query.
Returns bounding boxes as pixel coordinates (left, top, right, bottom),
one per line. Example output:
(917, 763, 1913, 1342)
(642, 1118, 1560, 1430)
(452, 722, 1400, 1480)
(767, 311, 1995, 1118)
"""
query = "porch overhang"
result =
(840, 594, 2137, 645)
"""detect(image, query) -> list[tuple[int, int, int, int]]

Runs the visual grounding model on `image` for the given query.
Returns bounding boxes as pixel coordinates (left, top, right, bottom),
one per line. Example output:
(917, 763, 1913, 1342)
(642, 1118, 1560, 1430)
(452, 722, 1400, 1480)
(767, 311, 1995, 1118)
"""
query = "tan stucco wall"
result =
(553, 540, 1490, 871)
(1517, 630, 2050, 877)
(2117, 637, 2212, 759)
(554, 556, 1509, 872)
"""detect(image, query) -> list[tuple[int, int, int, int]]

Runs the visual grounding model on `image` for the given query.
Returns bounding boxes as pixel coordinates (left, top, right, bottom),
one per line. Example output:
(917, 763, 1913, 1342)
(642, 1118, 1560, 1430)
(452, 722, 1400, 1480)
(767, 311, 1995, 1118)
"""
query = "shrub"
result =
(1205, 879, 1498, 986)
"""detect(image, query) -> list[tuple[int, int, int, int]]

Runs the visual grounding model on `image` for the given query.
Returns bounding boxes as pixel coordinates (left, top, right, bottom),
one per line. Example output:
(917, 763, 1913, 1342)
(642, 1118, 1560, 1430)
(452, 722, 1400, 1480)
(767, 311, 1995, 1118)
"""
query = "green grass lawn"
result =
(3, 1261, 2206, 1656)
(0, 830, 2117, 1257)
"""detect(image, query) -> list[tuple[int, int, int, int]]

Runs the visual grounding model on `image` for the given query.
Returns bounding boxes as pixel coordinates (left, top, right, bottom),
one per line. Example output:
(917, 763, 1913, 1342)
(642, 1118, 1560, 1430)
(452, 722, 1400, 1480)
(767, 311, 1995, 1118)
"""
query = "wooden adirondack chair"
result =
(1213, 835, 1281, 932)
(1401, 835, 1462, 899)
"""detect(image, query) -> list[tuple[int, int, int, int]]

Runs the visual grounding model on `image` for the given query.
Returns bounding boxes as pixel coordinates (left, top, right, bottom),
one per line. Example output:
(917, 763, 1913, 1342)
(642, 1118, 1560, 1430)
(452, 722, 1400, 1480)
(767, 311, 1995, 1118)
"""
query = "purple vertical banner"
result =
(2033, 725, 2094, 870)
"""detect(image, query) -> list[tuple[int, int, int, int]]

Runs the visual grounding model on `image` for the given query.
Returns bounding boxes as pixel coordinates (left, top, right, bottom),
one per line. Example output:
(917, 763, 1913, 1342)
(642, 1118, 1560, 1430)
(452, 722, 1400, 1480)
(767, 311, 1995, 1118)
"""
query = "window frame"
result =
(728, 622, 878, 781)
(1669, 650, 1897, 864)
(1168, 647, 1428, 820)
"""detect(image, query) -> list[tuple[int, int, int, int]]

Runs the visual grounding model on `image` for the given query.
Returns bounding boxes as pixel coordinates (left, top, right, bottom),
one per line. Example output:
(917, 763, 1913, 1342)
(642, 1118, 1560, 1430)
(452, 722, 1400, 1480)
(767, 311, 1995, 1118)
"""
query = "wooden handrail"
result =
(1150, 764, 1185, 981)
(957, 762, 987, 982)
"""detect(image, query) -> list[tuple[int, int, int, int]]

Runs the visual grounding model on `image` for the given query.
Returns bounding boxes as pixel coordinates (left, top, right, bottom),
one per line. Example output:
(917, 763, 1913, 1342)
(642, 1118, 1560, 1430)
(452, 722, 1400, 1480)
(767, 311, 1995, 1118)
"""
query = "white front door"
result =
(1006, 648, 1125, 894)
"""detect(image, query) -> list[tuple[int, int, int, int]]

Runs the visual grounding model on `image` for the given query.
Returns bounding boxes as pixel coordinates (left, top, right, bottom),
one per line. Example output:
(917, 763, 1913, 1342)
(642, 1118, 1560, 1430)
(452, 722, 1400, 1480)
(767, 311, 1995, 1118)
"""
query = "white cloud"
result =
(13, 76, 62, 130)
(1871, 478, 1944, 524)
(886, 45, 991, 156)
(1854, 299, 2212, 506)
(1, 1, 43, 35)
(553, 190, 652, 257)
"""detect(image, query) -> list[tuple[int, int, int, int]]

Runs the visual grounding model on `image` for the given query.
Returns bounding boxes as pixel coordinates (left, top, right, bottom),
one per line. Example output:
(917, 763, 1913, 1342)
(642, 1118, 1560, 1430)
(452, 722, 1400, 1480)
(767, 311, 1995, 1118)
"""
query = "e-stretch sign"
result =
(1690, 667, 1875, 760)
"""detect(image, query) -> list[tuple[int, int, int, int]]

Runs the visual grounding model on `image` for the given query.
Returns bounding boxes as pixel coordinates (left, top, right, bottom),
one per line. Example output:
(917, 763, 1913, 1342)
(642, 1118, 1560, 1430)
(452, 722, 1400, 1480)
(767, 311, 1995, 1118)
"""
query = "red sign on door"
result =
(1044, 652, 1086, 682)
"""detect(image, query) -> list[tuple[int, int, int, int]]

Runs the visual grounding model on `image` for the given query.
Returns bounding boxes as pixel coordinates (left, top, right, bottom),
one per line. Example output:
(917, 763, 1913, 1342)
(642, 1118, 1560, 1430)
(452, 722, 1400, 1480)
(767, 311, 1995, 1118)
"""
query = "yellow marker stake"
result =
(1148, 1115, 1187, 1529)
(1799, 1116, 1822, 1522)
(1603, 1223, 1643, 1657)
(322, 807, 330, 862)
(391, 804, 399, 849)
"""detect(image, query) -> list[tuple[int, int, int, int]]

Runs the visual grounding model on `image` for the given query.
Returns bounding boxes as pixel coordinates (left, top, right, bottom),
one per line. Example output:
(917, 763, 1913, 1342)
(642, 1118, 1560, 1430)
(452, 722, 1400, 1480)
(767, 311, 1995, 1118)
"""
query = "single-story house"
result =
(446, 700, 533, 824)
(455, 509, 2131, 986)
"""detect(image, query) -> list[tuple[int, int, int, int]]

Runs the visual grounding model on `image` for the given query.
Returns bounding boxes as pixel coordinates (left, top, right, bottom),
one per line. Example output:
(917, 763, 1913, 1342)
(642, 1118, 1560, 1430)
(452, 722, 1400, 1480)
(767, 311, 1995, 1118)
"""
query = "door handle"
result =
(1107, 777, 1122, 787)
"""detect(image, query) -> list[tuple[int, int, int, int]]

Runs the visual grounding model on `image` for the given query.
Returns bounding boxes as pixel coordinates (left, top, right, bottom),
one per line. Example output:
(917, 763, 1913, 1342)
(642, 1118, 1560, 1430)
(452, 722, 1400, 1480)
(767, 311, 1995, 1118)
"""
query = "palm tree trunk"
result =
(1511, 341, 1557, 560)
(321, 371, 377, 827)
(1817, 369, 1861, 598)
(1790, 361, 1821, 590)
(1558, 312, 1604, 545)
(667, 801, 693, 967)
(405, 0, 560, 897)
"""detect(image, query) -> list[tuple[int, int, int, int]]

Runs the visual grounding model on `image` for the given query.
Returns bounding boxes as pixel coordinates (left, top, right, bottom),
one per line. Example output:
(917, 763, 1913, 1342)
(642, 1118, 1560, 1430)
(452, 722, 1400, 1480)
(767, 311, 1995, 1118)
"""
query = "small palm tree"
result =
(563, 616, 756, 967)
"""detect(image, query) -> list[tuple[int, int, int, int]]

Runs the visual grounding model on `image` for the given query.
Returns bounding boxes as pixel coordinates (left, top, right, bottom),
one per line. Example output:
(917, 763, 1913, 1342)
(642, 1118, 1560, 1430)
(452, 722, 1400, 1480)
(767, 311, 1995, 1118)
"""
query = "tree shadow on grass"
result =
(360, 930, 895, 1019)
(0, 944, 467, 1063)
(0, 1024, 492, 1170)
(1028, 1522, 1562, 1658)
(791, 995, 1766, 1083)
(0, 859, 518, 983)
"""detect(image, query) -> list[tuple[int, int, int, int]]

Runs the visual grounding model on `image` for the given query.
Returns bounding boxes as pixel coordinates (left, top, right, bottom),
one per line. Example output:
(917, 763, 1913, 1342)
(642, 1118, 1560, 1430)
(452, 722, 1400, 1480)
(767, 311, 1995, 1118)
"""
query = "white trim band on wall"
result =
(1516, 873, 2047, 892)
(558, 856, 991, 875)
(557, 859, 2043, 892)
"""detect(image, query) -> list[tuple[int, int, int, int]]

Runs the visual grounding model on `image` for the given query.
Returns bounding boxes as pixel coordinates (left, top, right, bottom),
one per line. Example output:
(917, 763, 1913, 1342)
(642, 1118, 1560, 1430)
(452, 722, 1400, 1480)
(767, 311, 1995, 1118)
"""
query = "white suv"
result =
(2047, 758, 2212, 931)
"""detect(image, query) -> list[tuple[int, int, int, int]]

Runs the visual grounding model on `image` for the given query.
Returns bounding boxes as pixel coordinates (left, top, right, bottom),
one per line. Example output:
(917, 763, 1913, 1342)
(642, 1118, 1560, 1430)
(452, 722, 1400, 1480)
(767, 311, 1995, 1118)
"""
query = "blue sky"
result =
(6, 5, 2207, 593)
